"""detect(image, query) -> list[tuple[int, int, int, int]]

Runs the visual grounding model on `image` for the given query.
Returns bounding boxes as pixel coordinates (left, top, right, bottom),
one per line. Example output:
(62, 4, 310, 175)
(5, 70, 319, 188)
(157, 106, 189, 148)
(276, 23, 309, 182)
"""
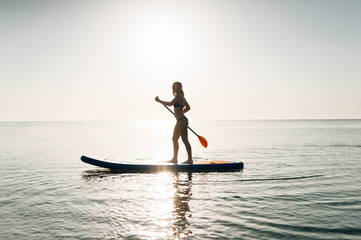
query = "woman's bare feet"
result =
(181, 159, 193, 165)
(166, 159, 177, 164)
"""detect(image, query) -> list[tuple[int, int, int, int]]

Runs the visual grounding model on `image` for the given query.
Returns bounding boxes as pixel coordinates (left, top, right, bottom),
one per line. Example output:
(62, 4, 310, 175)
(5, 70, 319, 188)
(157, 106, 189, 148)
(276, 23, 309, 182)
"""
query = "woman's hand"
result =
(155, 96, 160, 102)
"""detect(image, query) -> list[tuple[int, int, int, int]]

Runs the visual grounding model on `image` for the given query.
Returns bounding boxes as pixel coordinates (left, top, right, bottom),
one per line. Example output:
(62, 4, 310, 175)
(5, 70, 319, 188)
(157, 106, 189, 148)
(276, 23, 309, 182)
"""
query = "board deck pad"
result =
(193, 161, 228, 164)
(81, 155, 243, 173)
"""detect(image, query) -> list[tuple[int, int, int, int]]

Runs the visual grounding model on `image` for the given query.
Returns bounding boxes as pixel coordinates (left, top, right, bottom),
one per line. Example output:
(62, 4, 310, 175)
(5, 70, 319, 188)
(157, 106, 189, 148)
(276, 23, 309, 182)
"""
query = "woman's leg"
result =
(180, 120, 193, 164)
(169, 122, 181, 163)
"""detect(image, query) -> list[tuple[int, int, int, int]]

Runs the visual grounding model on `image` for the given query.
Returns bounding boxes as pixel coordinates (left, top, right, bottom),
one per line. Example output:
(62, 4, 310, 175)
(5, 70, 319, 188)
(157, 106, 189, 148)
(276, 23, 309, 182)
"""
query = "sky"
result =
(1, 0, 360, 120)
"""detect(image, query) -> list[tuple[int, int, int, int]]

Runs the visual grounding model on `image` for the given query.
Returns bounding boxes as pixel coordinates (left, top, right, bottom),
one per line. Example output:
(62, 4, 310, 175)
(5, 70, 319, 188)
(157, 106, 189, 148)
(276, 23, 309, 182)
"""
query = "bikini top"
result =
(173, 103, 184, 108)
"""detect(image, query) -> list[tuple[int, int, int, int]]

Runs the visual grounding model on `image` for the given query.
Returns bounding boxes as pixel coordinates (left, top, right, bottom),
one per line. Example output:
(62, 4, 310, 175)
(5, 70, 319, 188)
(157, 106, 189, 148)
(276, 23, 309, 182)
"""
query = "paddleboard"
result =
(81, 155, 243, 173)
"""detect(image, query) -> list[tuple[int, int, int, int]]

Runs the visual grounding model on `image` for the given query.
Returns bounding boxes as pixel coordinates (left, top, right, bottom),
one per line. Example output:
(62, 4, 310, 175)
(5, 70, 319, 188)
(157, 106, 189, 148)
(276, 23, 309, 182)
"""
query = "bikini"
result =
(173, 103, 188, 122)
(173, 103, 184, 108)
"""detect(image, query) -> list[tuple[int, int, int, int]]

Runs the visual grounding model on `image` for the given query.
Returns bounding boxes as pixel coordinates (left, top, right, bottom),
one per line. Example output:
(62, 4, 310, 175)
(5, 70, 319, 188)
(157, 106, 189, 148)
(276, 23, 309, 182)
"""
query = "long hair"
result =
(173, 82, 184, 95)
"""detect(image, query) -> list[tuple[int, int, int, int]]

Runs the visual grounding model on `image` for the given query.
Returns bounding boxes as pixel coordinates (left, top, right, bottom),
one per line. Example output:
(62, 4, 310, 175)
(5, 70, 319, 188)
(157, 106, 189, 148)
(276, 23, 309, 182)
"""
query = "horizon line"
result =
(0, 118, 361, 122)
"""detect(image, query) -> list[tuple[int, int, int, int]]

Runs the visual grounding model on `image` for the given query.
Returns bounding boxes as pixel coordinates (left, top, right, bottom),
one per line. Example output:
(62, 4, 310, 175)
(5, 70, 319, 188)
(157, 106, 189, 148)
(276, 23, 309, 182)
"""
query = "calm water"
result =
(1, 120, 361, 240)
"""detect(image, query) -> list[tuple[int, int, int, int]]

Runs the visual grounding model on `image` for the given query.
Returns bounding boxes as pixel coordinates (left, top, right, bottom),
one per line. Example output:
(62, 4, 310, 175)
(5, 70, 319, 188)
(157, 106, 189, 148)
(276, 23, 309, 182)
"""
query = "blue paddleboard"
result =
(81, 155, 243, 173)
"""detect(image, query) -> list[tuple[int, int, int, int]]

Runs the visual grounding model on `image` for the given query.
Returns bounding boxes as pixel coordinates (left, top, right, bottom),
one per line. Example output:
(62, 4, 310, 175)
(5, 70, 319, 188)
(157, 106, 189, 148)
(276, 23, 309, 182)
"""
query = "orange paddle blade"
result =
(198, 136, 208, 148)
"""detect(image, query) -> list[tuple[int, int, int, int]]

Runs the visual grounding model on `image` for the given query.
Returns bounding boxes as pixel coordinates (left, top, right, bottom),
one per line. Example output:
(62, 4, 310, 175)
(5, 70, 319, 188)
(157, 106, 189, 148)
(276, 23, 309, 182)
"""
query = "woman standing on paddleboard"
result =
(155, 82, 193, 164)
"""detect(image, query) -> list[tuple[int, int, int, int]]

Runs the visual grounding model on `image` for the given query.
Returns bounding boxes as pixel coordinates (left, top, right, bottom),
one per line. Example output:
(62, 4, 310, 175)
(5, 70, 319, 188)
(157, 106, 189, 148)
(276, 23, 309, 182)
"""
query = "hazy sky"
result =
(1, 0, 360, 120)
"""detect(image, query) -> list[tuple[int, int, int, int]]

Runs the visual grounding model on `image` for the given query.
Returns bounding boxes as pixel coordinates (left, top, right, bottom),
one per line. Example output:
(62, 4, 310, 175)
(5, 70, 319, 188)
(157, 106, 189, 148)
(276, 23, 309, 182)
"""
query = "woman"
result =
(155, 82, 193, 164)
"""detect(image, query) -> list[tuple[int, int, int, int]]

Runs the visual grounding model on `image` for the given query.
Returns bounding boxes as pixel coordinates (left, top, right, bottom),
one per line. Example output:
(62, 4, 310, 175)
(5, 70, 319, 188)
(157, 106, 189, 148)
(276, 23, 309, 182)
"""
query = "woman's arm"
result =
(155, 96, 176, 106)
(184, 99, 191, 113)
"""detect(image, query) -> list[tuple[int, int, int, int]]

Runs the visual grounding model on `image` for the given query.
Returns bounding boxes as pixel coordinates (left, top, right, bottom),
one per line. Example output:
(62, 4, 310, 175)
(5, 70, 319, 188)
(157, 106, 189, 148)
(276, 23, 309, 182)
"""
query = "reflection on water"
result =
(82, 169, 114, 180)
(172, 172, 192, 239)
(81, 170, 193, 240)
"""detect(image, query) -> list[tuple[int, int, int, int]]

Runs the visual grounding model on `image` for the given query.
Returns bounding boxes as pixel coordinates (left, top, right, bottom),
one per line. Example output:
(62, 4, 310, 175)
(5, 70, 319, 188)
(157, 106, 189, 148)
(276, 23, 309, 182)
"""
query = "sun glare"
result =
(131, 14, 192, 72)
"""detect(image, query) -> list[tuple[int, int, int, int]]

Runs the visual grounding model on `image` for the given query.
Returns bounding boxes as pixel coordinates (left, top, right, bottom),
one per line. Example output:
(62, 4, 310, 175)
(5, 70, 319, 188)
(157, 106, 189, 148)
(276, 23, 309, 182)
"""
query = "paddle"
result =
(162, 105, 208, 148)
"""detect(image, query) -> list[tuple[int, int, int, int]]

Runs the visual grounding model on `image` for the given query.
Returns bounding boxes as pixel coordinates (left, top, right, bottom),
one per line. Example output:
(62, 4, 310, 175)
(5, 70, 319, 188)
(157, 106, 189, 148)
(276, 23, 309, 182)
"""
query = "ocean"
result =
(0, 120, 360, 239)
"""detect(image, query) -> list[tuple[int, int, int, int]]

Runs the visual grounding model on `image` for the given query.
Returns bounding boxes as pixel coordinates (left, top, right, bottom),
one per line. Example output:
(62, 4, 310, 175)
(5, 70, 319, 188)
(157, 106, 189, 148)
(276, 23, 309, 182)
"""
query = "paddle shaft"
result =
(163, 105, 200, 137)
